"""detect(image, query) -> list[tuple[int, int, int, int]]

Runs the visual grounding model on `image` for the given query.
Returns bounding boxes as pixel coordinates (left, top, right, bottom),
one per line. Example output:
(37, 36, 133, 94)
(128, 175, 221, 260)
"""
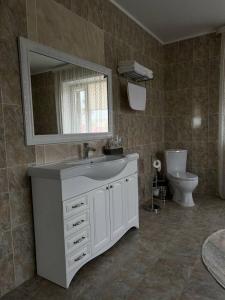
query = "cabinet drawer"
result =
(63, 195, 88, 219)
(64, 211, 89, 237)
(66, 245, 90, 271)
(65, 227, 90, 254)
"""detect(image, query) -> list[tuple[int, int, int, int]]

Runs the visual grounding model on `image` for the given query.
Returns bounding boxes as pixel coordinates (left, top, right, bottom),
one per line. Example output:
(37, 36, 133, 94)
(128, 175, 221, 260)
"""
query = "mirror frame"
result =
(18, 37, 113, 145)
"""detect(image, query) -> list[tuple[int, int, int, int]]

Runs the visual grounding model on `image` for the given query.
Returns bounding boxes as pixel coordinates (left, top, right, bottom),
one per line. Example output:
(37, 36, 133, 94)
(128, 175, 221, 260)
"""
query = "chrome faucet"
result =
(83, 143, 96, 159)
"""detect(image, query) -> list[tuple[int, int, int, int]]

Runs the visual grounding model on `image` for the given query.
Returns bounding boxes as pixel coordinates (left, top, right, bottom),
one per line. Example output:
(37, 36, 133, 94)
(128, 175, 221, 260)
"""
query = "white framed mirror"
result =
(18, 37, 113, 145)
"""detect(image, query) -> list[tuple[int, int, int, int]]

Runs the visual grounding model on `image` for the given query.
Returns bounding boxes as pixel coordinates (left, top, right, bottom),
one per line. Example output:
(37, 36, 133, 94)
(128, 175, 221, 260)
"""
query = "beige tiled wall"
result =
(164, 33, 221, 195)
(0, 0, 164, 295)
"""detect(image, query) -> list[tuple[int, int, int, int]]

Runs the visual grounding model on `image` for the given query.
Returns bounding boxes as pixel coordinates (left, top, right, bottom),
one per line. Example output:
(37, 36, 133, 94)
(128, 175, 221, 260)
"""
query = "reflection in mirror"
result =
(30, 51, 109, 136)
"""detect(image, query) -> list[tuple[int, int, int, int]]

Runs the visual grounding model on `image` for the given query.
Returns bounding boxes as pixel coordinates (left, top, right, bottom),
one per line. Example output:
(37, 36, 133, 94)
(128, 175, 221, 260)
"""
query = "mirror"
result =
(19, 37, 113, 145)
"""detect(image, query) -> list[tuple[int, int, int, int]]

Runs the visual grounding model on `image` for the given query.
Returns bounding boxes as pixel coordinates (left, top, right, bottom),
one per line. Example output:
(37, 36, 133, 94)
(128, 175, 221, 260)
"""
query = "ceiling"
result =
(111, 0, 225, 44)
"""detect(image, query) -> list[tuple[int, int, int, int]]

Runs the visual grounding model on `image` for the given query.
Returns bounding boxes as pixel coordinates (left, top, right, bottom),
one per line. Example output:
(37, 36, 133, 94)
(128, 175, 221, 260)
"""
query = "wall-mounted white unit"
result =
(118, 60, 153, 82)
(127, 82, 146, 111)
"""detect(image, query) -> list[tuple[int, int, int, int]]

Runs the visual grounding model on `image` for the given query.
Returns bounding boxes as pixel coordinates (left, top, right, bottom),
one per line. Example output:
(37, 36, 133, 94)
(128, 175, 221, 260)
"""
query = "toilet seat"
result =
(168, 171, 198, 181)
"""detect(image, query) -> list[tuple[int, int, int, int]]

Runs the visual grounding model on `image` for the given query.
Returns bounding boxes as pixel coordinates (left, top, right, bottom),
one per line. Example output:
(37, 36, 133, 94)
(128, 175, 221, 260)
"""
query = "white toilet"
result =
(165, 149, 198, 207)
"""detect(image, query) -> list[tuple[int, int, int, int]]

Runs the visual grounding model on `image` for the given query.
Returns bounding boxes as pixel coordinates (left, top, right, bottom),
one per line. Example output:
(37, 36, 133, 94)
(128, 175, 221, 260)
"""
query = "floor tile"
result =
(2, 196, 225, 300)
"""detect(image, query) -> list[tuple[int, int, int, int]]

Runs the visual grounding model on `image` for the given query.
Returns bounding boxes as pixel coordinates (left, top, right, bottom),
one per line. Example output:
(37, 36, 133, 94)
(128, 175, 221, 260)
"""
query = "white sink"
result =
(64, 155, 128, 180)
(84, 157, 128, 180)
(28, 154, 139, 180)
(64, 155, 125, 166)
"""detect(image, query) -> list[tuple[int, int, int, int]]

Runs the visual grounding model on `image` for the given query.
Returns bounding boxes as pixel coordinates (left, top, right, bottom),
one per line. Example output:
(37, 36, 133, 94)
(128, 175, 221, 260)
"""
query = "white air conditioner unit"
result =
(118, 60, 153, 82)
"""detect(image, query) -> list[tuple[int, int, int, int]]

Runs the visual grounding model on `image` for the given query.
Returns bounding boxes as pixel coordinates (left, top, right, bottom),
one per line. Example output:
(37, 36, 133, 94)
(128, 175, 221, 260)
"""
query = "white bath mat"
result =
(202, 229, 225, 288)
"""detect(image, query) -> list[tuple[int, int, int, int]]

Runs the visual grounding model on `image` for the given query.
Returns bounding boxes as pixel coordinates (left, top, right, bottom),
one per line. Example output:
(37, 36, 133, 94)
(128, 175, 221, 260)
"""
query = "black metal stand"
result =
(145, 172, 168, 214)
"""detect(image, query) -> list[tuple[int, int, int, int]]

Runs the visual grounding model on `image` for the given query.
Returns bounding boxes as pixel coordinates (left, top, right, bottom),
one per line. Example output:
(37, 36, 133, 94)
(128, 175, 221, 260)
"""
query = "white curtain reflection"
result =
(54, 66, 108, 134)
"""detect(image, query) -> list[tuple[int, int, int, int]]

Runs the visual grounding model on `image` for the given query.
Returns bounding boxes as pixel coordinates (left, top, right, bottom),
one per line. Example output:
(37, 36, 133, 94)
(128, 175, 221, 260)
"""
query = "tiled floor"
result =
(2, 196, 225, 300)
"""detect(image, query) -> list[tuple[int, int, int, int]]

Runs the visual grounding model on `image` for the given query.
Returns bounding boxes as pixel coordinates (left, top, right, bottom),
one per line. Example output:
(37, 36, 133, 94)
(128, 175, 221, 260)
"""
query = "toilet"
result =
(165, 149, 198, 207)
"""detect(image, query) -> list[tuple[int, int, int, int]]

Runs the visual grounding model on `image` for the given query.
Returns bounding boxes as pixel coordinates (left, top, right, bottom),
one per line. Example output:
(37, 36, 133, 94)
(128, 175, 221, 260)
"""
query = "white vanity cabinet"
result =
(125, 174, 139, 227)
(109, 179, 126, 241)
(89, 185, 111, 254)
(29, 153, 139, 288)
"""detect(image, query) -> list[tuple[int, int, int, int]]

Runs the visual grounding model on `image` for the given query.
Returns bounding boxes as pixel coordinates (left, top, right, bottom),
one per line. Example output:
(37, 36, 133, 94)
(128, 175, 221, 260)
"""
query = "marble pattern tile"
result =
(35, 145, 45, 165)
(0, 0, 27, 106)
(151, 117, 163, 143)
(71, 0, 88, 19)
(208, 114, 219, 141)
(0, 255, 15, 297)
(193, 35, 210, 63)
(12, 224, 35, 287)
(164, 90, 178, 116)
(192, 86, 208, 117)
(209, 57, 220, 87)
(209, 33, 221, 59)
(0, 193, 11, 232)
(192, 147, 208, 169)
(177, 62, 193, 89)
(209, 86, 219, 114)
(178, 38, 194, 63)
(164, 64, 178, 90)
(0, 168, 8, 193)
(10, 189, 33, 228)
(178, 116, 192, 141)
(192, 60, 209, 87)
(86, 0, 104, 29)
(54, 0, 71, 9)
(176, 89, 193, 116)
(26, 0, 38, 40)
(8, 166, 30, 193)
(164, 42, 178, 64)
(4, 105, 35, 166)
(36, 0, 105, 65)
(104, 32, 118, 74)
(44, 144, 71, 164)
(0, 141, 7, 168)
(164, 117, 178, 142)
(0, 231, 13, 258)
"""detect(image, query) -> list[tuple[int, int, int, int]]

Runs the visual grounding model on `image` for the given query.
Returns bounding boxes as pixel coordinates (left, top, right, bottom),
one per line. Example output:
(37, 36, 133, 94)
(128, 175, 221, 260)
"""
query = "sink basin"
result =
(64, 155, 125, 166)
(84, 158, 128, 180)
(28, 153, 139, 180)
(64, 155, 128, 180)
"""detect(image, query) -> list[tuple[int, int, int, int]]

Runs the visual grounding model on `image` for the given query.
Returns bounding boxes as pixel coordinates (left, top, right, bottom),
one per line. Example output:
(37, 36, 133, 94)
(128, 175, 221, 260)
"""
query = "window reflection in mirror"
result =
(29, 51, 109, 136)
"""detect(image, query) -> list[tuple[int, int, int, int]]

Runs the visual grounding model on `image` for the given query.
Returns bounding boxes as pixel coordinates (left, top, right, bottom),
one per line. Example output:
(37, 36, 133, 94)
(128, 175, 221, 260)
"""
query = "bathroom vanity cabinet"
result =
(28, 153, 139, 288)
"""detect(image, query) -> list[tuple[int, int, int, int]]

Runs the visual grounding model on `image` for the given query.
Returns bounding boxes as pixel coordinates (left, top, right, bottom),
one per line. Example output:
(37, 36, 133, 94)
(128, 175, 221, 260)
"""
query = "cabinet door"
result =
(90, 186, 110, 254)
(125, 174, 139, 227)
(110, 180, 126, 241)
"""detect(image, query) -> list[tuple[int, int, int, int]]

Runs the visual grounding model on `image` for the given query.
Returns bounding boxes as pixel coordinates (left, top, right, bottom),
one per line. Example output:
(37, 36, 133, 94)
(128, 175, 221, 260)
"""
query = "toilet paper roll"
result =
(153, 159, 161, 172)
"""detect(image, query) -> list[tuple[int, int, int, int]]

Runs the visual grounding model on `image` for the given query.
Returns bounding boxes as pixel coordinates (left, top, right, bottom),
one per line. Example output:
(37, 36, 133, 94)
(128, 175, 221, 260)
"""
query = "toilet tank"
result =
(165, 149, 187, 174)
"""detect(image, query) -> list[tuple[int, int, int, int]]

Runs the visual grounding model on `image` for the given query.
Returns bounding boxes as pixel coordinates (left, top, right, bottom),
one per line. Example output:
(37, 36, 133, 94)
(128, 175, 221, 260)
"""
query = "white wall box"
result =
(28, 153, 139, 288)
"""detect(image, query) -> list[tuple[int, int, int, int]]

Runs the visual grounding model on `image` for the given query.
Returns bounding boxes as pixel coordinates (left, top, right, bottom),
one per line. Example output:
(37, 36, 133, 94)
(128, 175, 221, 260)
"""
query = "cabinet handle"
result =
(73, 236, 85, 245)
(72, 202, 84, 209)
(74, 252, 86, 262)
(110, 185, 113, 189)
(126, 179, 129, 182)
(106, 186, 109, 190)
(72, 219, 84, 227)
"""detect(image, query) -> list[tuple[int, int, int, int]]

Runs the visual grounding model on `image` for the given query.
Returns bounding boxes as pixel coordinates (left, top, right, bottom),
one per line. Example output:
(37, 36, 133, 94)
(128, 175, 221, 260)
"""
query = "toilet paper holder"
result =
(145, 157, 167, 214)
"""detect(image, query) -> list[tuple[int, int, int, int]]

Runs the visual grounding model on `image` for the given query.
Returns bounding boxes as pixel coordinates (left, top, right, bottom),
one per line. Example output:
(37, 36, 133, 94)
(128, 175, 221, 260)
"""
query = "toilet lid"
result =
(169, 171, 198, 181)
